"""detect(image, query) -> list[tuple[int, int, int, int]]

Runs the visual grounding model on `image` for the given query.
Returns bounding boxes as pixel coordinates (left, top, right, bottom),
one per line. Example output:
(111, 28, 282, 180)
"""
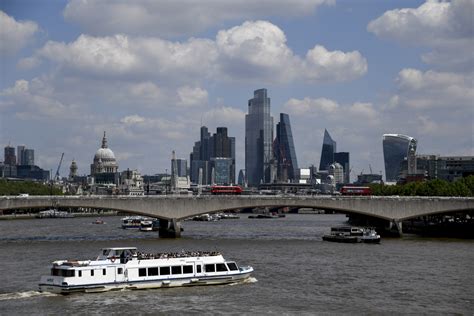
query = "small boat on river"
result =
(322, 226, 381, 243)
(38, 247, 254, 294)
(36, 209, 74, 219)
(121, 216, 149, 229)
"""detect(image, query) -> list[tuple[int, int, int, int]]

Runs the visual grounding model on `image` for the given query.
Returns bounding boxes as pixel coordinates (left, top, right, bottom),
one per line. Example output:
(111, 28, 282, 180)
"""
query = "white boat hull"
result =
(39, 269, 253, 294)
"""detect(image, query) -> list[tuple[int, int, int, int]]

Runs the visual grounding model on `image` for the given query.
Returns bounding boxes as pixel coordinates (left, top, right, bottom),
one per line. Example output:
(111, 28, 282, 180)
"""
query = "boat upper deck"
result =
(53, 249, 224, 268)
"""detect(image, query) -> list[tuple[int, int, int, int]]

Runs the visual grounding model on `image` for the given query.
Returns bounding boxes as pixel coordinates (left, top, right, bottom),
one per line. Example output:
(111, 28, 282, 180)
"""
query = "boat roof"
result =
(102, 247, 137, 251)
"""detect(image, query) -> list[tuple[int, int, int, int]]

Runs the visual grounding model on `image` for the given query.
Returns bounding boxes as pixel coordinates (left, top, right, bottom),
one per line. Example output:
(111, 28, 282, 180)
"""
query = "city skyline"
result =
(1, 1, 472, 177)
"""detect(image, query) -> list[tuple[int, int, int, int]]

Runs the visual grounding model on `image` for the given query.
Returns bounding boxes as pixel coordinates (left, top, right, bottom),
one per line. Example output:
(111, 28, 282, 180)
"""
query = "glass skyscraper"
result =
(319, 129, 336, 171)
(274, 113, 298, 182)
(334, 152, 350, 184)
(245, 89, 274, 186)
(383, 134, 417, 182)
(190, 126, 235, 184)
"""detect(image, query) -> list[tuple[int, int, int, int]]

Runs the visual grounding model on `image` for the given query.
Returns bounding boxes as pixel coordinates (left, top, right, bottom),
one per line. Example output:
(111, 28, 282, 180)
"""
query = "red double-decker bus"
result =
(340, 186, 372, 196)
(211, 185, 243, 195)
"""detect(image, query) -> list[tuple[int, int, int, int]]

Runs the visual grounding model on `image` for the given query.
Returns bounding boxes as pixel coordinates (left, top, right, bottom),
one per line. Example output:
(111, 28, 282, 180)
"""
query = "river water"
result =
(0, 214, 472, 315)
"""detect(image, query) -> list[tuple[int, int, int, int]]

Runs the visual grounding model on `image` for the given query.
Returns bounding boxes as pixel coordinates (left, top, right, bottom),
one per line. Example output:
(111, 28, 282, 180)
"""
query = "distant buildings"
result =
(4, 145, 16, 165)
(1, 144, 48, 181)
(190, 126, 236, 185)
(245, 89, 274, 186)
(90, 131, 119, 175)
(382, 134, 417, 182)
(318, 130, 350, 184)
(17, 146, 34, 166)
(334, 152, 350, 184)
(319, 129, 336, 171)
(274, 113, 298, 183)
(171, 150, 190, 191)
(415, 155, 474, 182)
(328, 162, 344, 185)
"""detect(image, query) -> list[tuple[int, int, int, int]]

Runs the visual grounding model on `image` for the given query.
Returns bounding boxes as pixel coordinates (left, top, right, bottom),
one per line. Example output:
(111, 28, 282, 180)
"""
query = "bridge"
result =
(1, 195, 473, 237)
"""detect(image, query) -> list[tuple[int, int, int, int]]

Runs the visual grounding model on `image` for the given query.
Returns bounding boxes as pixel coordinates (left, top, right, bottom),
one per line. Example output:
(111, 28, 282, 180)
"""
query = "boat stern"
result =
(38, 275, 67, 294)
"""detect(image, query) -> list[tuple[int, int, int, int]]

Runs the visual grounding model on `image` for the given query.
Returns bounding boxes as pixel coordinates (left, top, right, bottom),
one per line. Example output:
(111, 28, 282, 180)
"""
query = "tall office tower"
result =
(319, 129, 336, 171)
(212, 127, 235, 184)
(237, 169, 246, 186)
(17, 145, 25, 165)
(213, 127, 231, 157)
(176, 159, 188, 177)
(190, 126, 236, 184)
(334, 152, 350, 184)
(383, 134, 417, 182)
(23, 149, 34, 166)
(4, 145, 16, 165)
(200, 126, 211, 161)
(274, 113, 298, 182)
(245, 88, 274, 186)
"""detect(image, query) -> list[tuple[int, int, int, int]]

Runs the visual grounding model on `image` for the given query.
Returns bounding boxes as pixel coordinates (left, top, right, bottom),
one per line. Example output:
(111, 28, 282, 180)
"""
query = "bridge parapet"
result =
(1, 195, 473, 221)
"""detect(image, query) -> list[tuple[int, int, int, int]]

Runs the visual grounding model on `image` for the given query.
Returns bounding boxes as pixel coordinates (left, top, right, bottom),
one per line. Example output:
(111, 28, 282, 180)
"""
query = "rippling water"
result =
(0, 214, 472, 314)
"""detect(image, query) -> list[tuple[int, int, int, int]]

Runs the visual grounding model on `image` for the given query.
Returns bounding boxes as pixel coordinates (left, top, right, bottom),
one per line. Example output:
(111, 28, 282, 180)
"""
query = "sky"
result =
(1, 0, 473, 181)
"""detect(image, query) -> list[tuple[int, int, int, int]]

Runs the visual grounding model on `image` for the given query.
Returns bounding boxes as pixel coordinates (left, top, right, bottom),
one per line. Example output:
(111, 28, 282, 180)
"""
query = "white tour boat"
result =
(39, 247, 254, 294)
(121, 216, 148, 229)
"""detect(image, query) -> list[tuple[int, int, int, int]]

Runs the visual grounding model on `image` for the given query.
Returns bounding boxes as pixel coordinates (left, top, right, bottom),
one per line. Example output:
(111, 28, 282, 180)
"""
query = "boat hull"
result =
(322, 235, 359, 243)
(39, 270, 253, 294)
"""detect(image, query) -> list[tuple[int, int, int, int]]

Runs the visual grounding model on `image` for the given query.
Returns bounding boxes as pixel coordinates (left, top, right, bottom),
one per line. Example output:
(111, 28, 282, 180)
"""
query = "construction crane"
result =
(54, 153, 64, 182)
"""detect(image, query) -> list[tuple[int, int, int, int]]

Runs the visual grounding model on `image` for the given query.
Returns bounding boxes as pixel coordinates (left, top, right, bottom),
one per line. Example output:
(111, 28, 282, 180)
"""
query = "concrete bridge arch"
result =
(1, 195, 473, 237)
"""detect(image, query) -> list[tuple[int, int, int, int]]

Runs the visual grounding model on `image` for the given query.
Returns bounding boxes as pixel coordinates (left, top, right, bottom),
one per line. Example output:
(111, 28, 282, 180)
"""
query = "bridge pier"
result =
(159, 218, 182, 238)
(388, 219, 403, 237)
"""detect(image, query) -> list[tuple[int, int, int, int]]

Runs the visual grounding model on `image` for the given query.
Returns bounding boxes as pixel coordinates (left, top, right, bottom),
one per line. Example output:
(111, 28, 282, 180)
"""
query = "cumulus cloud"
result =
(396, 68, 474, 109)
(368, 0, 474, 70)
(348, 102, 378, 120)
(284, 97, 339, 115)
(32, 21, 367, 84)
(0, 79, 78, 119)
(120, 115, 145, 125)
(203, 106, 246, 126)
(63, 0, 334, 38)
(177, 86, 208, 107)
(0, 11, 39, 56)
(303, 45, 368, 82)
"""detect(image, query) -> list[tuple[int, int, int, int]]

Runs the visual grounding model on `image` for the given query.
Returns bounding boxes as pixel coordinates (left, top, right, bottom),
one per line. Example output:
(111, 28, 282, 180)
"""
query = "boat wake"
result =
(231, 277, 258, 286)
(0, 290, 58, 301)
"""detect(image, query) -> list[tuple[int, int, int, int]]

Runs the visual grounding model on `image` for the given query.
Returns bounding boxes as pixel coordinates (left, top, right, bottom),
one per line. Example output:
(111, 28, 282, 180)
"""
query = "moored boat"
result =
(38, 247, 254, 294)
(36, 209, 74, 219)
(322, 226, 381, 243)
(121, 216, 149, 229)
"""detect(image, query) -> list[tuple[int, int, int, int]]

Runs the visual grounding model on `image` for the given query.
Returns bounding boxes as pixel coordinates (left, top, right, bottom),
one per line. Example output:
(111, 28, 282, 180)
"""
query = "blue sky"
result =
(1, 0, 472, 180)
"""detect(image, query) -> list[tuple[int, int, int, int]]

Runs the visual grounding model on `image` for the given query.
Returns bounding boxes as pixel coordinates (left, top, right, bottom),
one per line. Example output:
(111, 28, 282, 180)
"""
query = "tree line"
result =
(369, 175, 474, 197)
(0, 179, 63, 196)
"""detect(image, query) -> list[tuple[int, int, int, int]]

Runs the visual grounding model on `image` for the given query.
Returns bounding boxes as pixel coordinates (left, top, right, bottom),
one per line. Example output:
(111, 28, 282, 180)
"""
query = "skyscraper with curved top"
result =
(245, 89, 274, 186)
(383, 134, 417, 182)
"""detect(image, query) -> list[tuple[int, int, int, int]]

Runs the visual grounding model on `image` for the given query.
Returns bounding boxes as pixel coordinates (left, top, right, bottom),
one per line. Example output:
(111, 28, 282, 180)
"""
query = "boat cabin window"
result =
(183, 265, 193, 274)
(148, 267, 158, 276)
(51, 268, 75, 277)
(117, 268, 123, 274)
(91, 270, 94, 276)
(197, 265, 201, 273)
(103, 269, 106, 276)
(216, 263, 227, 272)
(160, 267, 170, 275)
(139, 268, 147, 277)
(171, 266, 182, 275)
(205, 264, 215, 273)
(227, 262, 238, 271)
(78, 270, 82, 277)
